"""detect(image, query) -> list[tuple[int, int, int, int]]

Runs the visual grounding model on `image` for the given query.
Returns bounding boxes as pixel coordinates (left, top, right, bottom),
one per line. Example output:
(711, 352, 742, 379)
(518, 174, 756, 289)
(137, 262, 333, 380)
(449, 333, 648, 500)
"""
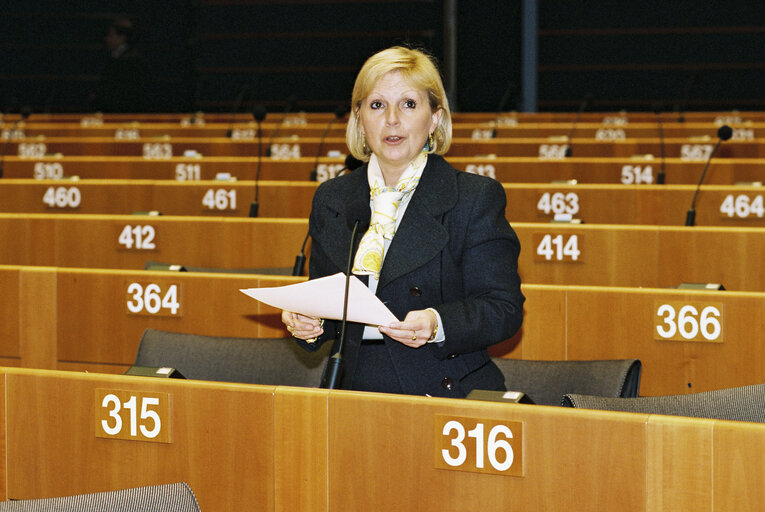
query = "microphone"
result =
(0, 106, 31, 179)
(292, 154, 364, 276)
(339, 153, 364, 177)
(564, 94, 592, 157)
(265, 96, 297, 157)
(310, 105, 346, 181)
(653, 102, 666, 184)
(248, 104, 268, 218)
(321, 198, 371, 389)
(685, 125, 733, 226)
(226, 84, 251, 138)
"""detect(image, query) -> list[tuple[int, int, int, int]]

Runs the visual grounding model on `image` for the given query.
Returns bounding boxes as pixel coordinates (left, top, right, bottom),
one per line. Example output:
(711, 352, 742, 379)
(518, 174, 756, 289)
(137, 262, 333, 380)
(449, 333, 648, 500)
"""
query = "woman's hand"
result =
(282, 310, 324, 342)
(379, 309, 437, 348)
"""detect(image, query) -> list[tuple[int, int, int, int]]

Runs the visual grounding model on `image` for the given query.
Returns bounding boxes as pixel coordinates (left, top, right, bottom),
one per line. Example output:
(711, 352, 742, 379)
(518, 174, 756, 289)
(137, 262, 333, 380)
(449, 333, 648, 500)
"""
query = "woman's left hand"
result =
(379, 309, 437, 348)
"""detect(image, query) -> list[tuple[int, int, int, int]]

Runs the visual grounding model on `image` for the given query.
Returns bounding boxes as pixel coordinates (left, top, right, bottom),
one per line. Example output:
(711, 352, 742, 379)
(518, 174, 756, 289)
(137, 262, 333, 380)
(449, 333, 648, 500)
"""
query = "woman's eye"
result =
(403, 99, 417, 109)
(370, 100, 383, 109)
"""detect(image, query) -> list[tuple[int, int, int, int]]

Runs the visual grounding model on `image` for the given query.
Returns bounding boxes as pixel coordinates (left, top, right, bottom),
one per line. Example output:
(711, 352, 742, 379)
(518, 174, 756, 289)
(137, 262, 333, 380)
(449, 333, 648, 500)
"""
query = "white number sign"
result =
(654, 302, 723, 342)
(270, 143, 301, 159)
(118, 225, 157, 250)
(534, 233, 581, 262)
(719, 194, 764, 218)
(465, 164, 497, 179)
(538, 144, 568, 159)
(202, 188, 237, 210)
(175, 163, 201, 181)
(435, 415, 523, 476)
(142, 143, 173, 159)
(126, 282, 181, 316)
(680, 144, 713, 161)
(33, 162, 64, 180)
(96, 389, 171, 443)
(315, 163, 346, 182)
(42, 186, 81, 208)
(18, 142, 47, 158)
(537, 192, 579, 216)
(620, 164, 653, 184)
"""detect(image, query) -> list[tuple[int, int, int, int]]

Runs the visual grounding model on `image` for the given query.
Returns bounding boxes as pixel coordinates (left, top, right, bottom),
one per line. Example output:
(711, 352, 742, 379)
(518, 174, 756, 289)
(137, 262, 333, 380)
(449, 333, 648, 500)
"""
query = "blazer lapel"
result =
(378, 156, 457, 290)
(316, 167, 371, 274)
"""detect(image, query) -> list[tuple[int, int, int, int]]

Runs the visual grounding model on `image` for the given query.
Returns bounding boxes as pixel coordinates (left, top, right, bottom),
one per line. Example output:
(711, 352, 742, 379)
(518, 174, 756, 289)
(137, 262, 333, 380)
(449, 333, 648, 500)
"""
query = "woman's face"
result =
(359, 70, 441, 181)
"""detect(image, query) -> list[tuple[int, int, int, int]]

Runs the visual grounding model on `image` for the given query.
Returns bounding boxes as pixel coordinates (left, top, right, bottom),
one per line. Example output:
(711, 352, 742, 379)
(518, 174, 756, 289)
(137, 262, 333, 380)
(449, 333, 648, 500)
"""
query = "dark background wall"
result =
(0, 0, 762, 115)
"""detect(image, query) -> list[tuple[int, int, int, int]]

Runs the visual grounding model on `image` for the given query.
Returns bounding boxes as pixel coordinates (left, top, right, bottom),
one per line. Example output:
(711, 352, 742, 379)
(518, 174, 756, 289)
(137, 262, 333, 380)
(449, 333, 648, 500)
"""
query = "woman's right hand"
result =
(281, 310, 324, 342)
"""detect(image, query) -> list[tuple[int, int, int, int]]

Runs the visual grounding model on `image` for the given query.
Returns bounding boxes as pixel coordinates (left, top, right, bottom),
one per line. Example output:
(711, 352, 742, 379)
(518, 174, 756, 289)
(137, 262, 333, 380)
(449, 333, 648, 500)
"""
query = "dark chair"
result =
(0, 482, 200, 511)
(131, 328, 331, 387)
(563, 382, 765, 423)
(491, 358, 642, 406)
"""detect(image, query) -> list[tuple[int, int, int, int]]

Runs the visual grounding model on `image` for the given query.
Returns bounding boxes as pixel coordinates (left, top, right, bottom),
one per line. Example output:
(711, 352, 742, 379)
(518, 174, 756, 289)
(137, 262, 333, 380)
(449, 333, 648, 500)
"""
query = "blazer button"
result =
(441, 377, 454, 391)
(409, 286, 422, 297)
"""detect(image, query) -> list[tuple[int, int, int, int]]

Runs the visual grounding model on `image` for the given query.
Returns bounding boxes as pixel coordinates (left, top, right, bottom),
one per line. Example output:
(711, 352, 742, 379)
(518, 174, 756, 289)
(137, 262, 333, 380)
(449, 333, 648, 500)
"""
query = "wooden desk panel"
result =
(3, 155, 764, 186)
(15, 121, 763, 141)
(514, 223, 765, 292)
(329, 393, 648, 510)
(9, 110, 765, 124)
(4, 136, 765, 159)
(4, 180, 765, 228)
(2, 368, 763, 511)
(4, 369, 276, 511)
(3, 264, 762, 395)
(0, 214, 307, 271)
(4, 216, 765, 292)
(55, 269, 298, 366)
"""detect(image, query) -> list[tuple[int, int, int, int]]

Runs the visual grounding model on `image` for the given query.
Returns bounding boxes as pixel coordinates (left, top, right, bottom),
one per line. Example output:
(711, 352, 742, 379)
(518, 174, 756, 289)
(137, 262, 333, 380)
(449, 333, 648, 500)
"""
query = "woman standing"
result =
(282, 46, 524, 397)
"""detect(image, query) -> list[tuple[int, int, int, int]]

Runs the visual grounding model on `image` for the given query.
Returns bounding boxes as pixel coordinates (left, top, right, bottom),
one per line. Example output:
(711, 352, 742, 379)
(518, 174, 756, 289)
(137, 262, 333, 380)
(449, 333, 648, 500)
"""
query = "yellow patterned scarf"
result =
(352, 152, 428, 278)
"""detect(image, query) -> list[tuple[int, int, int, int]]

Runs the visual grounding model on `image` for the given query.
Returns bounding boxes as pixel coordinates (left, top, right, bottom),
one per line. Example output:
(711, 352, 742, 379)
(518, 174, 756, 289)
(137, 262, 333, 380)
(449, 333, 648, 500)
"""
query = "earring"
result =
(427, 132, 435, 152)
(362, 133, 370, 155)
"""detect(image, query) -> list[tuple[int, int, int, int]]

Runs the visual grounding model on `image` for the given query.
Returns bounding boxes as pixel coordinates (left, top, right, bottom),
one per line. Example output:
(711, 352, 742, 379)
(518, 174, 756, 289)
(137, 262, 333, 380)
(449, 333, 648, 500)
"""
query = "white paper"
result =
(240, 272, 398, 326)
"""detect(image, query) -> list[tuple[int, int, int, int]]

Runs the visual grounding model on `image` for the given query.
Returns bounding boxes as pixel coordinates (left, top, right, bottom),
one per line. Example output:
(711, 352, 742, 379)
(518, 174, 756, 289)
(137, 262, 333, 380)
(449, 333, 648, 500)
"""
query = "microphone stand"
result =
(310, 106, 346, 181)
(654, 103, 666, 184)
(249, 105, 267, 217)
(685, 125, 733, 226)
(320, 219, 362, 389)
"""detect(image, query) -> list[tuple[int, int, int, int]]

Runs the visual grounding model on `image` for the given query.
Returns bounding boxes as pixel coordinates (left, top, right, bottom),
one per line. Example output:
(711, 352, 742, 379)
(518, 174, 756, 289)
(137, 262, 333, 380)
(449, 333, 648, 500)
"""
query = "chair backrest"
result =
(563, 382, 765, 423)
(133, 328, 331, 387)
(491, 358, 642, 406)
(0, 482, 200, 511)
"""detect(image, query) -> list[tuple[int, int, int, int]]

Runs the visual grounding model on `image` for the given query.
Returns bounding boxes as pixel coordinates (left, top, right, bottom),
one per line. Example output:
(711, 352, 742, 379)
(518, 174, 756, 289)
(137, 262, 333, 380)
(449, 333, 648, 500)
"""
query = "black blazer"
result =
(297, 154, 524, 397)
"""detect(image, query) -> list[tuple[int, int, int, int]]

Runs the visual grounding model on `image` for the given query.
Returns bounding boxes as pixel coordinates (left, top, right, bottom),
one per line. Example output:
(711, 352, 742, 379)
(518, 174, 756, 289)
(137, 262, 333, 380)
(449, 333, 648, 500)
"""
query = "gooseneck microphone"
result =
(653, 102, 666, 184)
(685, 124, 733, 226)
(226, 84, 251, 138)
(249, 104, 268, 218)
(292, 230, 310, 277)
(0, 106, 31, 179)
(321, 198, 370, 389)
(292, 154, 365, 277)
(564, 94, 593, 157)
(310, 106, 346, 181)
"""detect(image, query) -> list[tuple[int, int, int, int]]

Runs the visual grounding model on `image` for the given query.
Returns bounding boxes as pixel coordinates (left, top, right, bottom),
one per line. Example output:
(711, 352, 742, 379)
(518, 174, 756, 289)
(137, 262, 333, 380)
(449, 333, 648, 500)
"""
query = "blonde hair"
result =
(346, 46, 452, 161)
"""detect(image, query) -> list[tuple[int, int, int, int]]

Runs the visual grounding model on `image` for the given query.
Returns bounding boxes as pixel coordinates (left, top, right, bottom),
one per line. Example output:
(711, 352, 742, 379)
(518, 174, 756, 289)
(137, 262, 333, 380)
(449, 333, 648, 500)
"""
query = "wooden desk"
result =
(2, 265, 762, 395)
(3, 179, 765, 228)
(0, 368, 762, 511)
(0, 213, 308, 271)
(5, 136, 765, 159)
(3, 215, 765, 292)
(6, 110, 765, 124)
(11, 120, 762, 141)
(4, 154, 764, 185)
